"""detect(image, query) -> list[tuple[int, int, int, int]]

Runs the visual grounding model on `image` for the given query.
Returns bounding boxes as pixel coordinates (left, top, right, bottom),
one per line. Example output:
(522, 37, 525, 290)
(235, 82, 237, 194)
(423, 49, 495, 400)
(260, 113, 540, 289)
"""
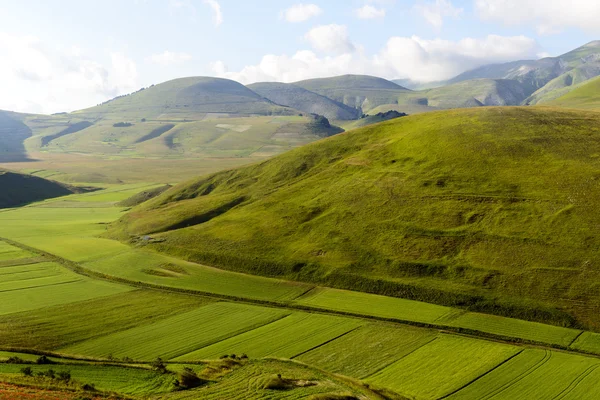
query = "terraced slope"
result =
(111, 106, 600, 330)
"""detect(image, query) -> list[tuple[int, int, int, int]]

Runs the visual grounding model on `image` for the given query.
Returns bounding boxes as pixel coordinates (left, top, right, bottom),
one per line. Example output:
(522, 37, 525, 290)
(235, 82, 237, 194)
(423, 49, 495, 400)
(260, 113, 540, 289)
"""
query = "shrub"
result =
(113, 122, 133, 127)
(20, 366, 33, 376)
(36, 355, 54, 365)
(57, 370, 71, 382)
(178, 367, 205, 389)
(6, 356, 25, 364)
(81, 383, 96, 391)
(151, 357, 168, 374)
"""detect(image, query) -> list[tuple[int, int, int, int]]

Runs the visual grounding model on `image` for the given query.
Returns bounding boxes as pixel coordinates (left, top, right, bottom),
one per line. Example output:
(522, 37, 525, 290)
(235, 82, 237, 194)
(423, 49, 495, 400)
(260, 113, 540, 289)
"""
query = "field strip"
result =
(0, 278, 82, 293)
(553, 364, 600, 400)
(290, 326, 362, 359)
(0, 257, 46, 268)
(439, 349, 525, 399)
(2, 235, 600, 359)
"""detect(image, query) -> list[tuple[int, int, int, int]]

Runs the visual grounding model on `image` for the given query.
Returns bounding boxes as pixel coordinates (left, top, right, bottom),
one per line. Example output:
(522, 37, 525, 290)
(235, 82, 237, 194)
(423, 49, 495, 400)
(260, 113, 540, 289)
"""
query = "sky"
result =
(0, 0, 599, 114)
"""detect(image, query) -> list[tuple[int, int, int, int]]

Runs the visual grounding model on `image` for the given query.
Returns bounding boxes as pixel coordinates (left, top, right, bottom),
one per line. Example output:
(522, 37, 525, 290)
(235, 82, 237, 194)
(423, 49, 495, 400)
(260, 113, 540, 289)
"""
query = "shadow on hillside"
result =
(0, 112, 34, 163)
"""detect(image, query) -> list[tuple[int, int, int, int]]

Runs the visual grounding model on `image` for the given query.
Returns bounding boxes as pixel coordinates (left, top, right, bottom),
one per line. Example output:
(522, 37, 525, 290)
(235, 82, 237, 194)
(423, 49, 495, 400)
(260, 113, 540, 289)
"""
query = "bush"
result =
(151, 357, 168, 374)
(178, 367, 205, 389)
(57, 370, 71, 382)
(36, 355, 54, 365)
(20, 366, 32, 376)
(81, 383, 96, 391)
(6, 356, 25, 364)
(113, 122, 133, 127)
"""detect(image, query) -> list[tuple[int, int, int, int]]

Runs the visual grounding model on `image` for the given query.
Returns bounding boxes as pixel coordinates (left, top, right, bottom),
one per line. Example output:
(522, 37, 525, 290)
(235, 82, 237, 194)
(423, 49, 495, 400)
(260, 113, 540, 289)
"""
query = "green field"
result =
(367, 335, 520, 399)
(448, 349, 600, 400)
(62, 302, 290, 360)
(297, 323, 437, 378)
(296, 288, 458, 324)
(175, 312, 364, 361)
(0, 290, 210, 350)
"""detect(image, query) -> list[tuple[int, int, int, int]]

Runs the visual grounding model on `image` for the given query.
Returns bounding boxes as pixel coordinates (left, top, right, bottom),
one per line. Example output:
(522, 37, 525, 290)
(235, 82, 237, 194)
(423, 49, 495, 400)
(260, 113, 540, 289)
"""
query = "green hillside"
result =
(0, 170, 81, 208)
(526, 65, 600, 105)
(294, 75, 410, 113)
(546, 76, 600, 110)
(111, 107, 600, 330)
(75, 77, 294, 118)
(248, 82, 360, 120)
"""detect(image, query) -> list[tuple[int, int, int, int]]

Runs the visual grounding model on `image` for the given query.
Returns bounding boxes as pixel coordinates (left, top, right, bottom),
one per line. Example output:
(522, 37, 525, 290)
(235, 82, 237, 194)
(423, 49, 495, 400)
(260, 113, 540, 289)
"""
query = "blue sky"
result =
(0, 0, 599, 113)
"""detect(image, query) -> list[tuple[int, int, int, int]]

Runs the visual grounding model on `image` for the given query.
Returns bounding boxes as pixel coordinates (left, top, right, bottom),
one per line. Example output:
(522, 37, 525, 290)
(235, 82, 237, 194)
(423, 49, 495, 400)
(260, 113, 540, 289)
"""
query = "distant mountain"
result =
(0, 111, 32, 162)
(546, 76, 600, 111)
(0, 169, 82, 208)
(247, 82, 360, 120)
(448, 41, 600, 99)
(75, 77, 296, 118)
(293, 75, 410, 113)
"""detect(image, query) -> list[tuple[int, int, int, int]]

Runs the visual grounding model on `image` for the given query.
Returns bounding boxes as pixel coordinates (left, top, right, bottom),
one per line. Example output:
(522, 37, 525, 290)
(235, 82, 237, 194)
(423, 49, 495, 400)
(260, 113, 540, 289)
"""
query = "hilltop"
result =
(110, 106, 600, 330)
(75, 76, 294, 118)
(293, 74, 410, 114)
(0, 170, 84, 208)
(248, 82, 360, 120)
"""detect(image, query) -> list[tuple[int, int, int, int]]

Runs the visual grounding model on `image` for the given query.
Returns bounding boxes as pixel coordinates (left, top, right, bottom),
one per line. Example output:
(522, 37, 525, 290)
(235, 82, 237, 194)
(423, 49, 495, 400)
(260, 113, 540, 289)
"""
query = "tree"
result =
(151, 357, 168, 374)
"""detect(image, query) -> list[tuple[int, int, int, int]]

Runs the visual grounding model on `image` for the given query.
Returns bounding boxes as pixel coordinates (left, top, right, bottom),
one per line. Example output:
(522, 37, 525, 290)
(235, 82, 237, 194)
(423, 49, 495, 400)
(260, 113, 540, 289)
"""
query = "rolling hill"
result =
(111, 106, 600, 331)
(247, 82, 360, 120)
(0, 169, 83, 208)
(0, 110, 32, 162)
(293, 74, 411, 113)
(75, 77, 294, 118)
(546, 76, 600, 110)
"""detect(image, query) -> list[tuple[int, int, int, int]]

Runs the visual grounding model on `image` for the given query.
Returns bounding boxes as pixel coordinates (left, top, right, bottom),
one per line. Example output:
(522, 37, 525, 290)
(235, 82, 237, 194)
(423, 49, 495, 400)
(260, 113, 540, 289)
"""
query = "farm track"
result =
(2, 236, 600, 363)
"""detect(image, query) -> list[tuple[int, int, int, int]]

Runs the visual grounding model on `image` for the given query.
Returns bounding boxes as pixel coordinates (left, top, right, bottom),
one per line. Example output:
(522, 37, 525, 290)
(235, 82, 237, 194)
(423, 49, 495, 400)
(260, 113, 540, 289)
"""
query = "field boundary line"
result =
(567, 330, 585, 347)
(291, 326, 363, 359)
(363, 336, 440, 380)
(437, 348, 525, 400)
(3, 236, 600, 361)
(0, 279, 82, 294)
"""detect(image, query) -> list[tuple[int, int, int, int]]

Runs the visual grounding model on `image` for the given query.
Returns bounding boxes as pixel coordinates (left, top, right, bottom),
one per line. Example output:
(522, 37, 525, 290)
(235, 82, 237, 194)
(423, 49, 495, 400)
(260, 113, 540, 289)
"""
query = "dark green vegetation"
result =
(0, 170, 87, 208)
(112, 106, 600, 330)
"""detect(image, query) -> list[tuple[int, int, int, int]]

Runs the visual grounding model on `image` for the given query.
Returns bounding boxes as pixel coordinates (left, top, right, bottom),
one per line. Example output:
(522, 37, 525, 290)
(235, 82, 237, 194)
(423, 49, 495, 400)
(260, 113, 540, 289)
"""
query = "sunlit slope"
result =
(0, 170, 78, 208)
(74, 76, 294, 118)
(112, 107, 600, 329)
(546, 76, 600, 111)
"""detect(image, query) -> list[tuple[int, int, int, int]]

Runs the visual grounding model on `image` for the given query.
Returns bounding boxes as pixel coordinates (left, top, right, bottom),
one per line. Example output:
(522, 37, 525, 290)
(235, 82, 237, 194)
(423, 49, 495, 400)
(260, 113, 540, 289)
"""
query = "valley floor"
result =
(1, 185, 600, 399)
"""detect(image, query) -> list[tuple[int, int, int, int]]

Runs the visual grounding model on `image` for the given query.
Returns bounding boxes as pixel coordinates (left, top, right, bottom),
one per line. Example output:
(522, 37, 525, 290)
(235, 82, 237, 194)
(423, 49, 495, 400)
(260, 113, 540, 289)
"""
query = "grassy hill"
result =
(111, 106, 600, 330)
(248, 82, 360, 120)
(546, 76, 600, 110)
(525, 64, 600, 105)
(293, 75, 410, 113)
(0, 169, 82, 207)
(75, 77, 294, 119)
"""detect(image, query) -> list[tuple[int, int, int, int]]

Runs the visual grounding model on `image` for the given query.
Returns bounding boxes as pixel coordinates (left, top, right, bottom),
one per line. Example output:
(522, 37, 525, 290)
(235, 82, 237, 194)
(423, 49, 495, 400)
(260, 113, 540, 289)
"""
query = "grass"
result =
(0, 279, 131, 316)
(0, 363, 175, 396)
(0, 290, 210, 350)
(162, 358, 378, 400)
(0, 242, 32, 261)
(547, 76, 600, 110)
(174, 312, 364, 361)
(61, 302, 290, 360)
(444, 312, 582, 346)
(109, 106, 600, 330)
(296, 322, 437, 378)
(0, 262, 82, 292)
(366, 334, 520, 399)
(295, 288, 458, 324)
(448, 349, 600, 400)
(570, 331, 600, 354)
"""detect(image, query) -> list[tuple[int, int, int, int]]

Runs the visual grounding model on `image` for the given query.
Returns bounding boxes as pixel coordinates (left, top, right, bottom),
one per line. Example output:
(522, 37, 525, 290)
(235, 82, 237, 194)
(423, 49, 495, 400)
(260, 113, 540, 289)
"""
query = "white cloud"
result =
(203, 0, 223, 27)
(304, 24, 355, 54)
(281, 3, 323, 22)
(0, 32, 138, 114)
(414, 0, 462, 29)
(211, 34, 541, 84)
(355, 5, 386, 19)
(147, 50, 192, 66)
(475, 0, 600, 34)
